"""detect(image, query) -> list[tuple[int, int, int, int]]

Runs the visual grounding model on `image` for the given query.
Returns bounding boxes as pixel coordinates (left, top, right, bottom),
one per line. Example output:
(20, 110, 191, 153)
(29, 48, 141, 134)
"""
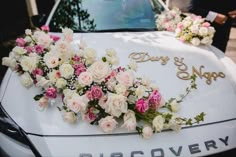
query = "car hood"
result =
(1, 31, 236, 156)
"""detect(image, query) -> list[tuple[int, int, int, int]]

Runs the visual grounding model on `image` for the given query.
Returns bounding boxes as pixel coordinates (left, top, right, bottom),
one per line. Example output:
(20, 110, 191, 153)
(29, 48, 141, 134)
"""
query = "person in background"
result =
(189, 0, 236, 52)
(166, 0, 191, 12)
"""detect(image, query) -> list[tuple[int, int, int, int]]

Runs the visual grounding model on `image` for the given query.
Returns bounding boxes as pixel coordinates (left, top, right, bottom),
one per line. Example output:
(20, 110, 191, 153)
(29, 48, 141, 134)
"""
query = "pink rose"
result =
(45, 87, 57, 98)
(136, 99, 149, 113)
(86, 91, 93, 100)
(41, 25, 50, 32)
(91, 86, 103, 100)
(78, 72, 93, 86)
(148, 90, 162, 110)
(16, 38, 26, 47)
(116, 70, 134, 87)
(32, 68, 44, 77)
(142, 126, 153, 139)
(177, 23, 183, 29)
(74, 63, 86, 76)
(67, 96, 87, 113)
(35, 45, 44, 54)
(50, 35, 60, 42)
(25, 46, 34, 53)
(202, 22, 210, 28)
(99, 116, 118, 133)
(38, 96, 49, 108)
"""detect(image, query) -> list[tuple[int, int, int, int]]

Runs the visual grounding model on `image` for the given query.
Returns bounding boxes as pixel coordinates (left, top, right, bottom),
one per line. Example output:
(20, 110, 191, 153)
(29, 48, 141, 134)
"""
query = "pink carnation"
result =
(73, 55, 80, 62)
(148, 90, 162, 110)
(91, 86, 103, 100)
(16, 38, 26, 47)
(32, 68, 43, 77)
(50, 35, 60, 42)
(74, 63, 86, 76)
(41, 25, 50, 32)
(45, 87, 57, 98)
(34, 45, 44, 54)
(25, 46, 34, 53)
(136, 99, 149, 113)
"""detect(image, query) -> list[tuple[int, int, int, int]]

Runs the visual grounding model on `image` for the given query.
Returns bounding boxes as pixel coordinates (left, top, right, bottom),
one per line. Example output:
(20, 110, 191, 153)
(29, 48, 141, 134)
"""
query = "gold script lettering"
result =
(174, 57, 190, 80)
(129, 52, 169, 65)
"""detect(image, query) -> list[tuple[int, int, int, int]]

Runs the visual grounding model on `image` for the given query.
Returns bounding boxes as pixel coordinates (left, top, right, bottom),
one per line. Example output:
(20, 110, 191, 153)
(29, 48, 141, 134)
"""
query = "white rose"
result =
(170, 100, 180, 112)
(115, 84, 127, 95)
(106, 48, 117, 57)
(122, 110, 137, 131)
(13, 46, 27, 55)
(128, 59, 138, 71)
(105, 93, 128, 117)
(38, 96, 49, 108)
(135, 85, 146, 99)
(84, 48, 97, 60)
(25, 29, 32, 35)
(190, 25, 199, 34)
(24, 36, 32, 42)
(89, 61, 110, 83)
(20, 72, 33, 88)
(2, 57, 16, 69)
(55, 78, 67, 89)
(127, 95, 136, 104)
(59, 63, 74, 79)
(116, 70, 134, 87)
(142, 126, 153, 139)
(67, 95, 88, 113)
(64, 112, 77, 123)
(141, 77, 151, 87)
(169, 115, 182, 132)
(99, 116, 118, 133)
(63, 89, 76, 104)
(78, 72, 93, 86)
(33, 31, 52, 48)
(62, 28, 73, 42)
(122, 117, 137, 131)
(201, 36, 212, 45)
(183, 20, 192, 28)
(199, 27, 208, 36)
(208, 27, 215, 35)
(190, 38, 201, 46)
(48, 70, 60, 83)
(36, 75, 51, 88)
(20, 56, 37, 72)
(106, 78, 116, 91)
(106, 56, 119, 65)
(150, 84, 159, 90)
(152, 115, 165, 132)
(43, 52, 59, 69)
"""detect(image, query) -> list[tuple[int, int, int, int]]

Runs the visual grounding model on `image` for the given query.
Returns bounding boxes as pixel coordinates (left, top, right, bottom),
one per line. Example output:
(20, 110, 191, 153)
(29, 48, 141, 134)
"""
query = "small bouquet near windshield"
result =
(175, 15, 215, 46)
(156, 8, 183, 32)
(2, 26, 205, 139)
(156, 8, 215, 46)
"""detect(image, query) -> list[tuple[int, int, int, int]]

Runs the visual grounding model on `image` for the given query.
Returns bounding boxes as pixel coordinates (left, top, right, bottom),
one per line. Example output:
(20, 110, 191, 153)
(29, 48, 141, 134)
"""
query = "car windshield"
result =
(49, 0, 165, 32)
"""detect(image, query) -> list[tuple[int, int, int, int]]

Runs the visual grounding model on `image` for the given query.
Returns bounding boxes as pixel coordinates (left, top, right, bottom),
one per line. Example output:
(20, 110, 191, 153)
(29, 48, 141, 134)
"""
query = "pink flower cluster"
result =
(74, 63, 86, 76)
(86, 86, 103, 100)
(46, 87, 57, 98)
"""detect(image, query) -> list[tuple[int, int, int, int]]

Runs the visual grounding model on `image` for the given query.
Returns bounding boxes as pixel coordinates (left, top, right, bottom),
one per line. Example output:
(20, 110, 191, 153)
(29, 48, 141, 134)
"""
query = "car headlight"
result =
(0, 103, 41, 157)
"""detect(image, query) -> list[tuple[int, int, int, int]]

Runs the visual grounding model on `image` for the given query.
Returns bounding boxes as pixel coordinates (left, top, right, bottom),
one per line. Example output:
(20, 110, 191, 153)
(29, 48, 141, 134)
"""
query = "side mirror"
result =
(31, 14, 47, 28)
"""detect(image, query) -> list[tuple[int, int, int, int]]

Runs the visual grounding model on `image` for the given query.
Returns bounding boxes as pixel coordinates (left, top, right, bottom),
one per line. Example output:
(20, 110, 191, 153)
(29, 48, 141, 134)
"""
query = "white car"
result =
(1, 0, 236, 157)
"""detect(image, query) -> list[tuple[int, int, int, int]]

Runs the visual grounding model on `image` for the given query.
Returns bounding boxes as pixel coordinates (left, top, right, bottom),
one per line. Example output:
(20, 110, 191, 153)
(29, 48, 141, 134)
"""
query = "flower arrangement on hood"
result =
(175, 15, 215, 46)
(156, 8, 183, 32)
(2, 26, 205, 139)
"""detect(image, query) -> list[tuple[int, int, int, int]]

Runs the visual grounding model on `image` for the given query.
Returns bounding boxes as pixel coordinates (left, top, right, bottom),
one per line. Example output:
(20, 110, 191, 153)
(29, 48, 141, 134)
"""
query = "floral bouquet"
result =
(175, 15, 215, 46)
(156, 8, 183, 32)
(2, 26, 205, 139)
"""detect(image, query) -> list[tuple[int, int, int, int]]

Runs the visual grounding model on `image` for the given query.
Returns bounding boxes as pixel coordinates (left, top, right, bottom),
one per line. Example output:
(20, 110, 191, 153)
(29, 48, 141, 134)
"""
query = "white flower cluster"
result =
(175, 15, 215, 46)
(156, 8, 182, 32)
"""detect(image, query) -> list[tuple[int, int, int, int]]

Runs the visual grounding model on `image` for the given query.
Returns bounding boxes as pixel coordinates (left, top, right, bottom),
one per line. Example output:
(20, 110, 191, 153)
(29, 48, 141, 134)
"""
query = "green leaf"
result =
(33, 94, 44, 101)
